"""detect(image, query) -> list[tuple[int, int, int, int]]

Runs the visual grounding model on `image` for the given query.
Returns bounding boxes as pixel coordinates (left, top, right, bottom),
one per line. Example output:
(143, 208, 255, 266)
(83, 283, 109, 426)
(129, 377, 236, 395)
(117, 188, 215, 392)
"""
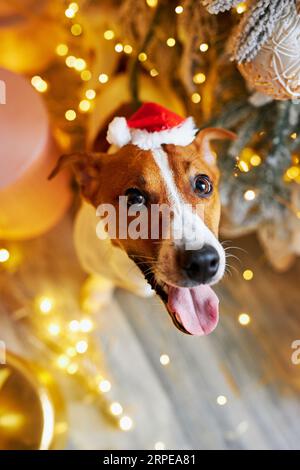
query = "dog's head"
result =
(51, 104, 235, 335)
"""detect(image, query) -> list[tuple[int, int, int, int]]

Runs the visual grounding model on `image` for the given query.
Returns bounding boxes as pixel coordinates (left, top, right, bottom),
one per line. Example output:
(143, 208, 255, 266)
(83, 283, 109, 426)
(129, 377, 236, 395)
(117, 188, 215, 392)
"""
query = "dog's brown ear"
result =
(194, 128, 237, 165)
(49, 152, 105, 203)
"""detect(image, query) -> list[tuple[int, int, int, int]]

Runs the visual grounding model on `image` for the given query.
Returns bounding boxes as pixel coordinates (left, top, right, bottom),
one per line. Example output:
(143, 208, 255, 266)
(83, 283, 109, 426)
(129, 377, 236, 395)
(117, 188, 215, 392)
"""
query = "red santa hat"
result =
(106, 102, 198, 150)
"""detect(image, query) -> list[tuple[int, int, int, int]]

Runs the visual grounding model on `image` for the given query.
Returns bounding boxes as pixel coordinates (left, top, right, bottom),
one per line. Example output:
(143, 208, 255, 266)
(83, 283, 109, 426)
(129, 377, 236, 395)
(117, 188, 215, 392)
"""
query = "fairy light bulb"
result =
(124, 45, 133, 54)
(115, 43, 123, 53)
(238, 313, 251, 326)
(244, 190, 256, 201)
(80, 318, 94, 332)
(243, 269, 254, 281)
(236, 2, 247, 14)
(65, 109, 77, 121)
(81, 70, 92, 81)
(74, 58, 86, 71)
(0, 248, 10, 263)
(48, 323, 61, 336)
(138, 52, 147, 62)
(193, 72, 206, 84)
(75, 340, 88, 354)
(38, 296, 54, 314)
(150, 68, 159, 77)
(175, 5, 184, 14)
(250, 154, 262, 166)
(56, 44, 69, 56)
(104, 30, 115, 40)
(160, 354, 170, 366)
(119, 416, 133, 431)
(85, 89, 96, 100)
(217, 395, 227, 406)
(98, 73, 109, 83)
(57, 355, 70, 369)
(191, 93, 201, 104)
(146, 0, 157, 7)
(69, 320, 80, 332)
(166, 37, 176, 47)
(71, 24, 82, 36)
(79, 99, 91, 112)
(65, 55, 76, 67)
(199, 43, 209, 52)
(98, 379, 111, 393)
(110, 402, 123, 416)
(31, 76, 48, 93)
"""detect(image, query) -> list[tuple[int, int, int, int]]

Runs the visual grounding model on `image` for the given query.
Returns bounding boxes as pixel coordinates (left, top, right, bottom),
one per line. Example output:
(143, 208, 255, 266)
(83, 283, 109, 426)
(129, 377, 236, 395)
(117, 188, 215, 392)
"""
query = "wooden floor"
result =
(1, 213, 300, 450)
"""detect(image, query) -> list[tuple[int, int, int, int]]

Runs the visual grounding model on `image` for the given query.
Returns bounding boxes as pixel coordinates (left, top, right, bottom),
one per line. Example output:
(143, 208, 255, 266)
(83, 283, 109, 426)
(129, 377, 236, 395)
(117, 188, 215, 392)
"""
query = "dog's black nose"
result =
(178, 245, 220, 283)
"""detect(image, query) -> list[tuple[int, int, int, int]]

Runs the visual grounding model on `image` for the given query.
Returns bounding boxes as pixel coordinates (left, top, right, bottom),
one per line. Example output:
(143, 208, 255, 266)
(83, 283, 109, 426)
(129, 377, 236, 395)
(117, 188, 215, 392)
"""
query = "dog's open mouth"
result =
(133, 259, 219, 336)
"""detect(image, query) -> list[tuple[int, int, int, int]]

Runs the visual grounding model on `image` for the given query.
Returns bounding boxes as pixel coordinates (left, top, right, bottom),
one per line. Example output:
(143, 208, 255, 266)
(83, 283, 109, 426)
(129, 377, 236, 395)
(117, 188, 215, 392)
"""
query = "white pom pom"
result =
(106, 117, 131, 148)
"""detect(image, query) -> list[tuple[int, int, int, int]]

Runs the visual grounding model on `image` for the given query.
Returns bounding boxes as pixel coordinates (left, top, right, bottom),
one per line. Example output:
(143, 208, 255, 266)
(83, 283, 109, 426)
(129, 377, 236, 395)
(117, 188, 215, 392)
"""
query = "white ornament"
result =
(238, 6, 300, 100)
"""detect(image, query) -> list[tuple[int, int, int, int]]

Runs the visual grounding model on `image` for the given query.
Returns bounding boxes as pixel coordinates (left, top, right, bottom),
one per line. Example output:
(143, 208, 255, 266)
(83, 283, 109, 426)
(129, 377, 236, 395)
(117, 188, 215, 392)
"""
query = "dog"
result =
(50, 103, 235, 336)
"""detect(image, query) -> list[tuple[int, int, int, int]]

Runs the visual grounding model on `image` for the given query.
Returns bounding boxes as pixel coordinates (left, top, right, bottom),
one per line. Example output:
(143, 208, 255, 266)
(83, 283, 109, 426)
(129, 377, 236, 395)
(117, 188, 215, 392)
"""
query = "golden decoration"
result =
(0, 352, 66, 450)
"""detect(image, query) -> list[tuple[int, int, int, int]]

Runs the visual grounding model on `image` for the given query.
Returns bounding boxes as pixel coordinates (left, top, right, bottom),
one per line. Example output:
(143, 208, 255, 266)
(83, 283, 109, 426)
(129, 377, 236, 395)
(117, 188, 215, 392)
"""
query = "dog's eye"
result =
(125, 188, 147, 207)
(194, 174, 213, 197)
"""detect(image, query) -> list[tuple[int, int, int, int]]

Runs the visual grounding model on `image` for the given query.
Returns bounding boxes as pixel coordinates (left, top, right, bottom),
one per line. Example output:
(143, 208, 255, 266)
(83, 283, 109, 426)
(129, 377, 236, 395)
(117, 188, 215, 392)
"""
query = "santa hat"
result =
(106, 102, 198, 150)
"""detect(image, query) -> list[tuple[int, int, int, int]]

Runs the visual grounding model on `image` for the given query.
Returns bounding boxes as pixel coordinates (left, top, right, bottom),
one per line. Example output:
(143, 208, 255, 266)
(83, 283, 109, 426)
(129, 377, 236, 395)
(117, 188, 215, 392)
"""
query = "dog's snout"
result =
(178, 244, 220, 284)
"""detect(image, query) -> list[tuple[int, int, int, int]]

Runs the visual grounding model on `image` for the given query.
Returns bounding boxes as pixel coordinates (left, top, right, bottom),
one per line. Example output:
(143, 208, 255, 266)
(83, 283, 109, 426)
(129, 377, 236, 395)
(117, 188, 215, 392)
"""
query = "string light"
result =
(250, 154, 262, 166)
(193, 72, 206, 84)
(0, 248, 10, 263)
(65, 2, 79, 18)
(166, 37, 176, 47)
(80, 318, 94, 332)
(81, 70, 91, 81)
(31, 76, 48, 93)
(124, 45, 133, 54)
(98, 379, 111, 393)
(65, 55, 76, 67)
(243, 269, 254, 281)
(115, 43, 123, 53)
(71, 24, 82, 36)
(238, 160, 249, 172)
(75, 340, 88, 354)
(110, 402, 123, 416)
(160, 354, 170, 366)
(244, 189, 256, 201)
(199, 43, 209, 52)
(65, 109, 77, 121)
(79, 99, 91, 112)
(85, 89, 96, 100)
(238, 313, 251, 326)
(119, 416, 133, 431)
(48, 323, 61, 336)
(236, 2, 247, 14)
(291, 132, 297, 140)
(104, 30, 115, 40)
(66, 347, 77, 357)
(150, 68, 159, 77)
(216, 395, 227, 406)
(69, 319, 80, 332)
(191, 93, 201, 104)
(56, 44, 69, 56)
(146, 0, 157, 7)
(37, 296, 54, 314)
(99, 73, 109, 83)
(175, 5, 184, 14)
(57, 355, 70, 369)
(138, 52, 147, 62)
(74, 58, 86, 71)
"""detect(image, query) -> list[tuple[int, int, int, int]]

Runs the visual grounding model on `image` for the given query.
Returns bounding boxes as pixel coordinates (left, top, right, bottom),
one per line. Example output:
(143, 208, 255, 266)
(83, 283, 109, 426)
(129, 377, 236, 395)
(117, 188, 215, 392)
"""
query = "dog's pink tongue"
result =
(168, 285, 219, 336)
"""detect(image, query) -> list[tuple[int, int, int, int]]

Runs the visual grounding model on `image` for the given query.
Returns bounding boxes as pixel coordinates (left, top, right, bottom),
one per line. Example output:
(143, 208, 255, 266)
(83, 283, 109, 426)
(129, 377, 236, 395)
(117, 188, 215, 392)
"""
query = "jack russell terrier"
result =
(50, 103, 236, 336)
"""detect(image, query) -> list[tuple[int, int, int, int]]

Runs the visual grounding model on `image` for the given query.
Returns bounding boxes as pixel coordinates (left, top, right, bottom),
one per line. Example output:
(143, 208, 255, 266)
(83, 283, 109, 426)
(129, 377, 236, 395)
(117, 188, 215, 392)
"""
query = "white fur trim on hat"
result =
(107, 117, 131, 147)
(106, 116, 198, 150)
